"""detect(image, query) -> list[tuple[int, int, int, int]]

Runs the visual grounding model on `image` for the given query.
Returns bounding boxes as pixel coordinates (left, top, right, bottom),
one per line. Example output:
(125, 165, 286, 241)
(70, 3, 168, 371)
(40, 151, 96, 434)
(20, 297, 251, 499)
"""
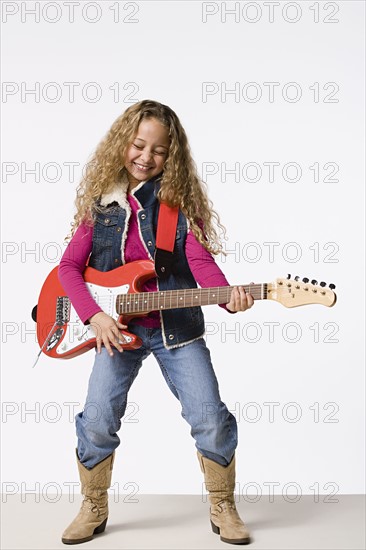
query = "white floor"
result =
(1, 495, 365, 549)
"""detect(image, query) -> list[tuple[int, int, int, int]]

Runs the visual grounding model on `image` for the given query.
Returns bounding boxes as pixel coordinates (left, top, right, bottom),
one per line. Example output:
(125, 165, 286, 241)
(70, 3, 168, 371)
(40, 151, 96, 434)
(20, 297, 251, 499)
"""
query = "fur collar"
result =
(99, 171, 147, 209)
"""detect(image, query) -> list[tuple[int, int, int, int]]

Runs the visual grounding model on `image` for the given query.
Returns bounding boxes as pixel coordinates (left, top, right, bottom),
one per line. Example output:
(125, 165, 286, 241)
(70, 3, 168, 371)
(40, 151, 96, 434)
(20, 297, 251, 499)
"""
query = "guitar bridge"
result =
(56, 296, 71, 326)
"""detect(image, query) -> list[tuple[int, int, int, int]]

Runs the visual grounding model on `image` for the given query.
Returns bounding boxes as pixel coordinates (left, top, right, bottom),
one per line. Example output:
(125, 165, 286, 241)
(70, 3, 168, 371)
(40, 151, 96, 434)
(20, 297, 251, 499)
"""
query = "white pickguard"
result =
(56, 282, 132, 355)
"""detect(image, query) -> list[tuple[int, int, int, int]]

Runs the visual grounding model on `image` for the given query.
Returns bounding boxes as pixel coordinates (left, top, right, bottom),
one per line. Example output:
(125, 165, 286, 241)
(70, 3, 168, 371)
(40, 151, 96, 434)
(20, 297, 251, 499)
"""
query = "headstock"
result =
(267, 275, 337, 308)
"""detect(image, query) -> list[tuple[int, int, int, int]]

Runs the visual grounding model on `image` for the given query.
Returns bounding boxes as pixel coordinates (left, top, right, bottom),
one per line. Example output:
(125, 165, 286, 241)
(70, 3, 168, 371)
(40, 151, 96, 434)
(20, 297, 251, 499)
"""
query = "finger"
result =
(228, 287, 238, 309)
(118, 332, 128, 345)
(241, 286, 254, 311)
(112, 325, 128, 347)
(103, 335, 114, 357)
(235, 286, 247, 310)
(92, 322, 103, 352)
(235, 286, 245, 309)
(96, 337, 102, 354)
(117, 315, 128, 329)
(110, 329, 125, 353)
(246, 293, 254, 308)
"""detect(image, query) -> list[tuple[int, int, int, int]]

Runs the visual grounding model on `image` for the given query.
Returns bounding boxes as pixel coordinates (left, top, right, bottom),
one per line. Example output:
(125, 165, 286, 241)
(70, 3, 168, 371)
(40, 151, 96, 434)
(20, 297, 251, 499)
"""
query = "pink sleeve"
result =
(58, 222, 103, 324)
(185, 229, 236, 314)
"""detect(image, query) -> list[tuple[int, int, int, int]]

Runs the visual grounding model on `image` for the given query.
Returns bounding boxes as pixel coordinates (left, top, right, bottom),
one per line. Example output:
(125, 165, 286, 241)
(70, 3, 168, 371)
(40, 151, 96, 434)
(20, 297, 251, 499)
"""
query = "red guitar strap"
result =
(154, 202, 179, 279)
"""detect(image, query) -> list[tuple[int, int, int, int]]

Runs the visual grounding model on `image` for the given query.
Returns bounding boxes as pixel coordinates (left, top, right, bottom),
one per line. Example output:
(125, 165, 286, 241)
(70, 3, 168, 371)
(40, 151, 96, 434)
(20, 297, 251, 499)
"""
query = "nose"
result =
(139, 148, 153, 164)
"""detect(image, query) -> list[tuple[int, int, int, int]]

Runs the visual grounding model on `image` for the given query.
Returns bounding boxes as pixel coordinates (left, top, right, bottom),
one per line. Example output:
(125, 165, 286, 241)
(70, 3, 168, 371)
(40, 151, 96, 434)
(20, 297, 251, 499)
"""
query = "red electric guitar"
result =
(33, 259, 336, 361)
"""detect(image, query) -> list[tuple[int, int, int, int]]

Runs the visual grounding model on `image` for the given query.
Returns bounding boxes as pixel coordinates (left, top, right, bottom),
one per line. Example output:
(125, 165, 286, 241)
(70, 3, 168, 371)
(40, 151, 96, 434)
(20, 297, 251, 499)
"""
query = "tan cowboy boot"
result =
(62, 450, 115, 545)
(197, 451, 251, 545)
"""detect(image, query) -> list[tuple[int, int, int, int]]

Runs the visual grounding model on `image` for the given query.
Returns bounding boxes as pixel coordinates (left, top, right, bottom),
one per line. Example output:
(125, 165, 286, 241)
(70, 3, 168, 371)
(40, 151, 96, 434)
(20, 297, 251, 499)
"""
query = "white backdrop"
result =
(1, 1, 365, 500)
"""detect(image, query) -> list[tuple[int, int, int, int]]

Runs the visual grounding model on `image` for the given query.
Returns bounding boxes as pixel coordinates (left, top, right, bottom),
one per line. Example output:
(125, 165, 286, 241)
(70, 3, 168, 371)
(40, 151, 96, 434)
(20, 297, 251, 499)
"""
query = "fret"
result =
(211, 288, 216, 305)
(142, 292, 146, 312)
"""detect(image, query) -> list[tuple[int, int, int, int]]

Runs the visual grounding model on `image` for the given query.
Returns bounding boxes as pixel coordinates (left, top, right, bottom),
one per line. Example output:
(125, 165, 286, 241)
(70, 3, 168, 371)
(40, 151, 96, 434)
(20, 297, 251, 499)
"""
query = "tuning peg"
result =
(294, 275, 300, 281)
(320, 281, 326, 287)
(302, 277, 309, 283)
(287, 274, 291, 279)
(311, 279, 318, 285)
(329, 283, 336, 290)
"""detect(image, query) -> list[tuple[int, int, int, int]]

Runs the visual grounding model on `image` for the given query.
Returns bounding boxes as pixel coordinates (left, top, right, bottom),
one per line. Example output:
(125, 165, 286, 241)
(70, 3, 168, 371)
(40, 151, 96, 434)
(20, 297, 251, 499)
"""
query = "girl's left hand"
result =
(226, 285, 254, 312)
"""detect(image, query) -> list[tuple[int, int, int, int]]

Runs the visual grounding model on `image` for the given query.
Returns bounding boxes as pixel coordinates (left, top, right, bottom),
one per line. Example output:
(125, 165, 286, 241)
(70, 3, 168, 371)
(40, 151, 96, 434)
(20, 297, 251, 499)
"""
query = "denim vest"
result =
(88, 175, 205, 349)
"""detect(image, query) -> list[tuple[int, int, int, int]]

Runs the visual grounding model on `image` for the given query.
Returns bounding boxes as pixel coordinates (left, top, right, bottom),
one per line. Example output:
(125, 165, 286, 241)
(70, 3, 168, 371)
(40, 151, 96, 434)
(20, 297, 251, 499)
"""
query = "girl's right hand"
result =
(89, 312, 128, 356)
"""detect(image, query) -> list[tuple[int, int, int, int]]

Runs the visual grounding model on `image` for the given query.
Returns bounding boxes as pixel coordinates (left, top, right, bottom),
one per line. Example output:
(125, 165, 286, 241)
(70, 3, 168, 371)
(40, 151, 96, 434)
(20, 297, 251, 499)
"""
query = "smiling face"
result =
(124, 117, 170, 190)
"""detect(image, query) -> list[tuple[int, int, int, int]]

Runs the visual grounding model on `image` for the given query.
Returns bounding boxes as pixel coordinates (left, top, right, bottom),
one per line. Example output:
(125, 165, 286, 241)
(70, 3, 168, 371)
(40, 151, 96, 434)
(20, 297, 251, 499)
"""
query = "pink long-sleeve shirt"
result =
(58, 194, 234, 327)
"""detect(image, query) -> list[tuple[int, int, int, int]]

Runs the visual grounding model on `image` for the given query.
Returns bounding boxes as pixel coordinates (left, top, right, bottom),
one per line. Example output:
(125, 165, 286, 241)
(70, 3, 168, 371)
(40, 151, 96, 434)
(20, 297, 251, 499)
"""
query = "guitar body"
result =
(36, 260, 157, 359)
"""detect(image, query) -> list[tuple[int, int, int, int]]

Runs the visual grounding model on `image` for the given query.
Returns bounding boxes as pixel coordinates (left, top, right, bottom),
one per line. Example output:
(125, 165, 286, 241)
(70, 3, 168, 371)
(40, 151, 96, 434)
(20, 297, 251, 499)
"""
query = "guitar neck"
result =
(117, 284, 267, 315)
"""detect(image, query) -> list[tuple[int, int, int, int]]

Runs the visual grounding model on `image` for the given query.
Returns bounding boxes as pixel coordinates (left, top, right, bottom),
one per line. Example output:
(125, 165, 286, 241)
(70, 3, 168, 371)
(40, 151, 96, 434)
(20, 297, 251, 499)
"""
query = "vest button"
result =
(104, 218, 110, 224)
(168, 334, 174, 340)
(140, 213, 146, 220)
(147, 240, 152, 246)
(114, 258, 119, 263)
(116, 227, 122, 232)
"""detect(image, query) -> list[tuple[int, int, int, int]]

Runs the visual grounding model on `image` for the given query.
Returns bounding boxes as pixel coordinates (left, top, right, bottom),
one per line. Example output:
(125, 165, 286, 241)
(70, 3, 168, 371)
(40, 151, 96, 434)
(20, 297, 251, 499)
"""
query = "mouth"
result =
(133, 162, 152, 173)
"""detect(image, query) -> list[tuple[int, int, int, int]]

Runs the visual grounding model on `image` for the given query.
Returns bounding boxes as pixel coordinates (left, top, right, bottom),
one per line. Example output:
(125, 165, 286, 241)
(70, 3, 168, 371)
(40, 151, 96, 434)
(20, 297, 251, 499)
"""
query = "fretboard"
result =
(116, 284, 267, 315)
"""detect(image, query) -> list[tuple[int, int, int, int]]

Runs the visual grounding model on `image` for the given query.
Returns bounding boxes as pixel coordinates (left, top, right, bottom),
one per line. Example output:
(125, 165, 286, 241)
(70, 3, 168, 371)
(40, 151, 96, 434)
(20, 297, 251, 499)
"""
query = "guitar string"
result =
(89, 283, 329, 314)
(115, 286, 266, 313)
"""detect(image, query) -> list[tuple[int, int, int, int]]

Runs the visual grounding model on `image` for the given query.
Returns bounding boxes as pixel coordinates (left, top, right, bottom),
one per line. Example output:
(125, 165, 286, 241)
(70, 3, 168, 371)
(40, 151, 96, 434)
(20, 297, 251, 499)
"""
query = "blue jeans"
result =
(75, 323, 238, 469)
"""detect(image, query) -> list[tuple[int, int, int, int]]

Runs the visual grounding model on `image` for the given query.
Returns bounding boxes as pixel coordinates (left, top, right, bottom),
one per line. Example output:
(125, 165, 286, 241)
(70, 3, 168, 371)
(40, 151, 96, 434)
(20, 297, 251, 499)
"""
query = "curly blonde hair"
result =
(68, 99, 227, 255)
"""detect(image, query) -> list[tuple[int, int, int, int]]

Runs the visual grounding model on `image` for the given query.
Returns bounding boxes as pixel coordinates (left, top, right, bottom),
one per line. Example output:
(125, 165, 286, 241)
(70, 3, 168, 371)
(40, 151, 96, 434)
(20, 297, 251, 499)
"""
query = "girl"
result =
(59, 100, 253, 546)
